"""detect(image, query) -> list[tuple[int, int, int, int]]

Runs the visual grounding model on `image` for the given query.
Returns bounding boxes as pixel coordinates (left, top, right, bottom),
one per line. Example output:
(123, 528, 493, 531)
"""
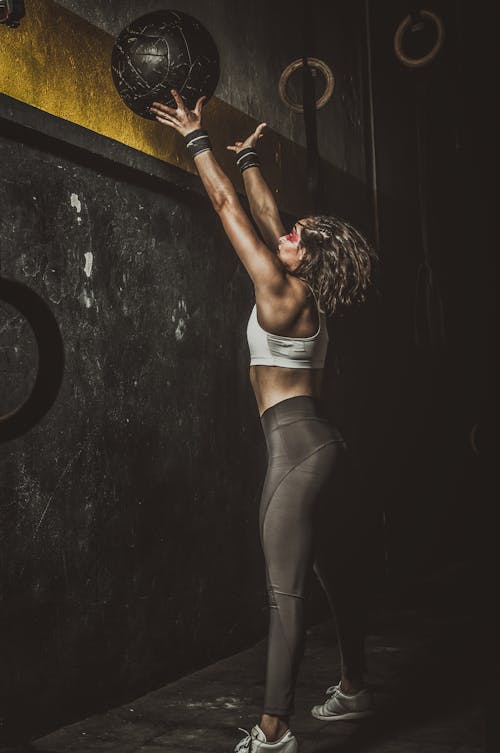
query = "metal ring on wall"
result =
(279, 57, 335, 113)
(394, 10, 445, 68)
(470, 423, 479, 455)
(0, 277, 65, 443)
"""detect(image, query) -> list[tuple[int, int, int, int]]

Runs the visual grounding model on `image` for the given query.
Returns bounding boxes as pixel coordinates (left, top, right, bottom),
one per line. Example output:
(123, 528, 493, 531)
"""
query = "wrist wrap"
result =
(184, 129, 212, 158)
(236, 147, 261, 173)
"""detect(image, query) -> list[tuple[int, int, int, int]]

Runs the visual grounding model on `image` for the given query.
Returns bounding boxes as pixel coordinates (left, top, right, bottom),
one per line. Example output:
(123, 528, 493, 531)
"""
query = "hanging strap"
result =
(413, 76, 446, 348)
(301, 2, 323, 214)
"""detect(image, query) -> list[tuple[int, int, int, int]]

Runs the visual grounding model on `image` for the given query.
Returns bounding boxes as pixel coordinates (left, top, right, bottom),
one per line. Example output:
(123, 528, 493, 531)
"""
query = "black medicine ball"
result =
(111, 9, 220, 119)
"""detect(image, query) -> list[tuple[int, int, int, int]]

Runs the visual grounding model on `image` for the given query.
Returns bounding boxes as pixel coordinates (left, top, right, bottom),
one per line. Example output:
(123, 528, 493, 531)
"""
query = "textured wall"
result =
(0, 130, 268, 730)
(0, 0, 374, 738)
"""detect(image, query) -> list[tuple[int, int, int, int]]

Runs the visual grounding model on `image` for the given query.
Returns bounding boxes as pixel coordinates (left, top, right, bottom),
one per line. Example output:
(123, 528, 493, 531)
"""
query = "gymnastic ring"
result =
(394, 10, 445, 68)
(279, 57, 335, 113)
(470, 423, 479, 456)
(0, 276, 65, 443)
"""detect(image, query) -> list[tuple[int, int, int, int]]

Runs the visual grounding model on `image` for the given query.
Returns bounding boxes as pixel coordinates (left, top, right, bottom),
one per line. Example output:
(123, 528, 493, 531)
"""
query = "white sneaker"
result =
(234, 724, 298, 752)
(311, 684, 373, 721)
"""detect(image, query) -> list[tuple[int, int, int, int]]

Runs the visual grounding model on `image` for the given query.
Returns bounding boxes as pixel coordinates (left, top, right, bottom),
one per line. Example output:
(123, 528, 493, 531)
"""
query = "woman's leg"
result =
(312, 447, 368, 691)
(258, 397, 343, 737)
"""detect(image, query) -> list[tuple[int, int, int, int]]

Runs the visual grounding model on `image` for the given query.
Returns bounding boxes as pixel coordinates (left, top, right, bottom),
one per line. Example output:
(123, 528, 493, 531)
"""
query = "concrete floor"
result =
(1, 566, 486, 753)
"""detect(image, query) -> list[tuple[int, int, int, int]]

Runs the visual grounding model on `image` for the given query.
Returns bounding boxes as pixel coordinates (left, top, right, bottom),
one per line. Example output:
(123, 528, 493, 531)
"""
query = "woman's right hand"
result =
(150, 89, 206, 138)
(226, 123, 267, 154)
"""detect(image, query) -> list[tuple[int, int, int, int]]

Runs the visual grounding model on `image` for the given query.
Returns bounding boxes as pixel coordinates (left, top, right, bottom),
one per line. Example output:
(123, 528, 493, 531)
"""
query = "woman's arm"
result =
(150, 91, 288, 295)
(227, 125, 286, 251)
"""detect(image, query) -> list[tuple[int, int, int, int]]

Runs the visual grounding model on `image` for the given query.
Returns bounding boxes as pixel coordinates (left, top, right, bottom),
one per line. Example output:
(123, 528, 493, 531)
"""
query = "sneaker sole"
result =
(311, 708, 374, 721)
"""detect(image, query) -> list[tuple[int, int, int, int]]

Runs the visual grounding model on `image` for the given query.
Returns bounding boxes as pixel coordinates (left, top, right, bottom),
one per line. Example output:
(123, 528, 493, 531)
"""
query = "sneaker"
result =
(234, 724, 298, 752)
(311, 684, 373, 721)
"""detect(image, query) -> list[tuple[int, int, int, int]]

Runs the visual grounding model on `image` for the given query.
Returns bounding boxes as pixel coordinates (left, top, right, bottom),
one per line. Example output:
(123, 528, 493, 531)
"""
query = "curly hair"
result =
(292, 215, 378, 316)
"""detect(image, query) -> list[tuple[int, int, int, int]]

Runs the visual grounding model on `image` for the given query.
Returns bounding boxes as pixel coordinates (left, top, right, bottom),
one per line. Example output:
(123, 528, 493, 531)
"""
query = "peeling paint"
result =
(175, 319, 186, 342)
(70, 193, 82, 213)
(83, 251, 93, 278)
(173, 298, 189, 341)
(79, 290, 93, 308)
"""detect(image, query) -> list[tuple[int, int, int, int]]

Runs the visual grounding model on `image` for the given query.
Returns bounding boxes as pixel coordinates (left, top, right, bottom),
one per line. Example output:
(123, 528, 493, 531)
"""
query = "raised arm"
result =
(227, 124, 286, 251)
(150, 90, 287, 296)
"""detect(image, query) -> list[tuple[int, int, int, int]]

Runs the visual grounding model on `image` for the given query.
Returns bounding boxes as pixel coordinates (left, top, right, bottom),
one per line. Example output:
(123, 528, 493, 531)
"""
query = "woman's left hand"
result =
(226, 123, 267, 154)
(150, 89, 206, 137)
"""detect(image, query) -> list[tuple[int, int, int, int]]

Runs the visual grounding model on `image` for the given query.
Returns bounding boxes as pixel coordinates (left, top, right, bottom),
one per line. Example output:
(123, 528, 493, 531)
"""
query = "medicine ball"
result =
(111, 10, 219, 120)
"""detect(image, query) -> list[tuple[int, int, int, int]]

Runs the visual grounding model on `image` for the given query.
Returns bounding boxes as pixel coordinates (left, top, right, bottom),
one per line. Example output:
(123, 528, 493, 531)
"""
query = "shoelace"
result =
(235, 727, 252, 752)
(326, 682, 341, 697)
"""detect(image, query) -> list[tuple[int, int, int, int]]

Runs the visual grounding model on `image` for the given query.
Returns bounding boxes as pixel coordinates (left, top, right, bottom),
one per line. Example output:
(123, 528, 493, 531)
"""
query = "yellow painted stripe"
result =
(0, 0, 323, 216)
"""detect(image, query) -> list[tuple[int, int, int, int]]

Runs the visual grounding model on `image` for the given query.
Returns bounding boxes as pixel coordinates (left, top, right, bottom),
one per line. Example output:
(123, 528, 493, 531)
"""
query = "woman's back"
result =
(248, 277, 327, 416)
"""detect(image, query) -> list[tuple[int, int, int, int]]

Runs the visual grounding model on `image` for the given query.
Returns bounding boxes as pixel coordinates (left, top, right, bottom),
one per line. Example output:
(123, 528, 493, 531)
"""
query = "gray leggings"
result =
(260, 395, 365, 717)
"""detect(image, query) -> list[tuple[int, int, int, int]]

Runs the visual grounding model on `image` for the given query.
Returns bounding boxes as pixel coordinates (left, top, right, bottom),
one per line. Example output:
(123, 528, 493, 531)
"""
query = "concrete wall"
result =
(0, 0, 374, 737)
(0, 123, 268, 731)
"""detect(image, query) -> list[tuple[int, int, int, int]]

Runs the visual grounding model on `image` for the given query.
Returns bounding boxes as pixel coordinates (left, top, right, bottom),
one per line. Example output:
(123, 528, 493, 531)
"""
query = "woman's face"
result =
(277, 219, 308, 271)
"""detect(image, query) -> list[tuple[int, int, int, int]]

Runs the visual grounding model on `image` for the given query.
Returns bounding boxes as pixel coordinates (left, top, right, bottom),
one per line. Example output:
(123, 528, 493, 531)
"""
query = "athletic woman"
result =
(150, 90, 377, 753)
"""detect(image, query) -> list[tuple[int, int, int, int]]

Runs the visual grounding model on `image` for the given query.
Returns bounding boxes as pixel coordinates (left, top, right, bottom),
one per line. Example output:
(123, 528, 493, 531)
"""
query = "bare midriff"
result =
(250, 365, 323, 416)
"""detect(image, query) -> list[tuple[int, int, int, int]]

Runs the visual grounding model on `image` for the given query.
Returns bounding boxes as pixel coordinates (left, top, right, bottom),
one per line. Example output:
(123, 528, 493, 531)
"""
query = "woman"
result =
(150, 90, 377, 753)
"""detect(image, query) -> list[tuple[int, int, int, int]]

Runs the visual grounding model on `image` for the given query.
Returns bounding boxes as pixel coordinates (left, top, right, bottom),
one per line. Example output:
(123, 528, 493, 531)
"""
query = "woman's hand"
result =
(226, 123, 267, 155)
(150, 89, 206, 137)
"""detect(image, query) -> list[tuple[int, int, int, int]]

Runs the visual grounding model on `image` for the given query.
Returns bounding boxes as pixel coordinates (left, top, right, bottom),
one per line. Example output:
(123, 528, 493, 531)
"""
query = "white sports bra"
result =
(246, 289, 329, 369)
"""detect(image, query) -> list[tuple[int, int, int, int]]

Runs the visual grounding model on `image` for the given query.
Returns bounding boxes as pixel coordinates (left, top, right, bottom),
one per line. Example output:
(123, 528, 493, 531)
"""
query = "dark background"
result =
(0, 0, 493, 739)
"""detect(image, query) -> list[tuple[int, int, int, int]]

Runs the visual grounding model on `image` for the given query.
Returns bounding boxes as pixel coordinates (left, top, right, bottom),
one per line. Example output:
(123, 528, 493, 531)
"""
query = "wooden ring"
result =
(279, 57, 335, 113)
(394, 10, 445, 68)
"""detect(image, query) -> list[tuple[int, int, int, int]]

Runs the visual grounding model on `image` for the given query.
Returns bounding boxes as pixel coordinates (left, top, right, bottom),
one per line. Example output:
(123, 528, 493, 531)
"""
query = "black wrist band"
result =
(184, 128, 212, 158)
(236, 147, 261, 173)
